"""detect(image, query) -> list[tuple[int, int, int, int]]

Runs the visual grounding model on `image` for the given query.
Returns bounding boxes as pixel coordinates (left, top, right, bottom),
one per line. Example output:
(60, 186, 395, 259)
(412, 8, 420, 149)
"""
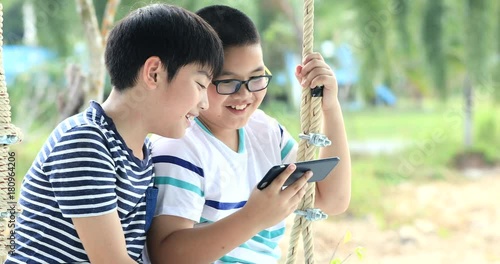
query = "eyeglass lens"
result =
(217, 76, 270, 94)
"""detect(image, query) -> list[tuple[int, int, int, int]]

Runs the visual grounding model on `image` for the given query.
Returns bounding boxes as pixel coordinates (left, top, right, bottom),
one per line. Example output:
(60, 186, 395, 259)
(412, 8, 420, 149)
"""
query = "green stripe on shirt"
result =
(281, 139, 295, 160)
(199, 217, 281, 258)
(199, 217, 212, 223)
(218, 255, 255, 264)
(154, 176, 204, 196)
(238, 242, 281, 259)
(258, 227, 285, 239)
(251, 235, 278, 249)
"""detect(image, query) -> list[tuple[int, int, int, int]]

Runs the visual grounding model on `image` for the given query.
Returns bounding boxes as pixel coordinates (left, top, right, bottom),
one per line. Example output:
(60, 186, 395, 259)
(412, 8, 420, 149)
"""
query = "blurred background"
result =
(2, 0, 500, 263)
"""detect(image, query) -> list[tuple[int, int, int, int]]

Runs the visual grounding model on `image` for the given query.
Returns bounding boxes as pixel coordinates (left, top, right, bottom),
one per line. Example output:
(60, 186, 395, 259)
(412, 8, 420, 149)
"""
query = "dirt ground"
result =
(1, 170, 497, 264)
(279, 171, 500, 264)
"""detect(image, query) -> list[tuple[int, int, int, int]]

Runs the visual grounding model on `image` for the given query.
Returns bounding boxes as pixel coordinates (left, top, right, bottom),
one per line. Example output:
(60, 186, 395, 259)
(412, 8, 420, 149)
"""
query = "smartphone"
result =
(257, 157, 340, 190)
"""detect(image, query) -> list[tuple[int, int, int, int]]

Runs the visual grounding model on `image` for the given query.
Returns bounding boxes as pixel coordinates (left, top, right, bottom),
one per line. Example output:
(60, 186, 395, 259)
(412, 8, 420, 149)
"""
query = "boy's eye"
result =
(196, 82, 206, 89)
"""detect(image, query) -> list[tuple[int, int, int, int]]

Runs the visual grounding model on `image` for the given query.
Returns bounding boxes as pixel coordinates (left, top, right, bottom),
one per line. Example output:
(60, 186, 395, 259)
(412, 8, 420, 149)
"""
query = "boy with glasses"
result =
(146, 5, 351, 263)
(5, 4, 223, 263)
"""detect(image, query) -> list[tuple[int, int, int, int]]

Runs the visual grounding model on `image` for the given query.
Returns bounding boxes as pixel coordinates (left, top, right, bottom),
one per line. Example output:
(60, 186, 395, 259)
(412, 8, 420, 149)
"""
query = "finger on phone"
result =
(268, 164, 296, 191)
(282, 171, 313, 197)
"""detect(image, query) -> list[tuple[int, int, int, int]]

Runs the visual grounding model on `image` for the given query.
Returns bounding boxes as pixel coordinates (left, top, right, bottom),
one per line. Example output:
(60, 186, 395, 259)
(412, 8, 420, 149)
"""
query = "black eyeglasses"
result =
(212, 75, 273, 95)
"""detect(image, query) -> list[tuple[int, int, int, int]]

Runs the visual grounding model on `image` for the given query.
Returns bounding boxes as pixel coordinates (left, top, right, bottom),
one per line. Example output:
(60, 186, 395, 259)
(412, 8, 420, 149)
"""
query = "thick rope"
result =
(286, 0, 322, 263)
(0, 4, 23, 261)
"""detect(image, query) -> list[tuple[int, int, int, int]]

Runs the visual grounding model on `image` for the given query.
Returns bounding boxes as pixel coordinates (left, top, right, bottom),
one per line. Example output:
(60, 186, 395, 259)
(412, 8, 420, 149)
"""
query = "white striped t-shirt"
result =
(6, 101, 154, 264)
(147, 109, 297, 264)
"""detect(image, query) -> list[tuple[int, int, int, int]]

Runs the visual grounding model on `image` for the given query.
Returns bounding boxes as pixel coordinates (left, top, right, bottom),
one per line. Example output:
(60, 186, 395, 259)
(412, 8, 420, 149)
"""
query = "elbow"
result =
(149, 234, 199, 264)
(316, 195, 351, 216)
(149, 245, 183, 264)
(149, 247, 177, 264)
(148, 236, 177, 264)
(331, 196, 351, 215)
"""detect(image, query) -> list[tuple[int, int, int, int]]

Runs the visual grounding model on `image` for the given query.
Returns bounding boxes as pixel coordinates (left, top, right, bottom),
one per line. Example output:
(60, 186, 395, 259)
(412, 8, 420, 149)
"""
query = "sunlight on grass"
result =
(12, 99, 500, 218)
(262, 98, 500, 219)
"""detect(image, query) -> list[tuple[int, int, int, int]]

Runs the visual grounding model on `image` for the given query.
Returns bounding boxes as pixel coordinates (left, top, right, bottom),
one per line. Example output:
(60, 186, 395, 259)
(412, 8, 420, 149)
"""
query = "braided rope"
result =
(286, 1, 322, 263)
(0, 3, 23, 260)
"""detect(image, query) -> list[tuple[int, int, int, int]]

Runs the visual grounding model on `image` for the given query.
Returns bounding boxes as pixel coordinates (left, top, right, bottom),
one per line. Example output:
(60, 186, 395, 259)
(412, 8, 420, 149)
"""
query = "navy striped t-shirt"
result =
(6, 101, 154, 264)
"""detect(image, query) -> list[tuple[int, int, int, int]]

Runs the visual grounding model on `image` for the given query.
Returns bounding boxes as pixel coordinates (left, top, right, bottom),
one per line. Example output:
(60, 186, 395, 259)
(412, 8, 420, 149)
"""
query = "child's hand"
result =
(295, 52, 339, 112)
(242, 164, 312, 230)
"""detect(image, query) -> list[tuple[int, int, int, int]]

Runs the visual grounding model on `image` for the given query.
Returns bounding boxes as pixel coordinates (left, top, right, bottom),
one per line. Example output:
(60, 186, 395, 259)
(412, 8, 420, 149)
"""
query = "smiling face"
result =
(147, 63, 211, 139)
(198, 44, 267, 135)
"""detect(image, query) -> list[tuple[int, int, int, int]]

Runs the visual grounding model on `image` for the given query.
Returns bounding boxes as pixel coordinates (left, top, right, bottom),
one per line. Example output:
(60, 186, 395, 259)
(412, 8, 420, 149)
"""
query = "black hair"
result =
(105, 4, 223, 91)
(196, 5, 260, 48)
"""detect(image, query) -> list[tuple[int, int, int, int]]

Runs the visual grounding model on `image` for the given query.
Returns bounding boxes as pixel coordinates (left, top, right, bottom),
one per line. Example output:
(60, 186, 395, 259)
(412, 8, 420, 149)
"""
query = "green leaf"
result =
(355, 246, 366, 260)
(330, 257, 342, 264)
(343, 230, 352, 244)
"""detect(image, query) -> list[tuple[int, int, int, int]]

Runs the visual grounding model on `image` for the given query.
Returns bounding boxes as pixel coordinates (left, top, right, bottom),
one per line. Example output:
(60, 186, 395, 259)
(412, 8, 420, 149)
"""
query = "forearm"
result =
(106, 257, 138, 264)
(316, 100, 352, 214)
(150, 210, 262, 263)
(72, 212, 139, 264)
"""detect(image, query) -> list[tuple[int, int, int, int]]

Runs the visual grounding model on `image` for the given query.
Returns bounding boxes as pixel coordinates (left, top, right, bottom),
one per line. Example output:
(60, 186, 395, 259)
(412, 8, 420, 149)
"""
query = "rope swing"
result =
(0, 2, 327, 262)
(287, 0, 327, 263)
(0, 3, 23, 261)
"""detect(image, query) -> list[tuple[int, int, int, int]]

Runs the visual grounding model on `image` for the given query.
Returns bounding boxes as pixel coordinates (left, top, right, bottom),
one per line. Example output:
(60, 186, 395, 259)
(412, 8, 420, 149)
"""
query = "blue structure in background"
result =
(331, 43, 396, 107)
(375, 84, 397, 106)
(332, 43, 358, 86)
(2, 44, 395, 106)
(2, 45, 56, 86)
(279, 44, 397, 109)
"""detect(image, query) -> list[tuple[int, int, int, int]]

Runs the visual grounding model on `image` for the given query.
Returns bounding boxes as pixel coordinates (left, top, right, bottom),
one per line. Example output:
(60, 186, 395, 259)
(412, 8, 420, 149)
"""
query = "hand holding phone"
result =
(257, 157, 340, 190)
(242, 163, 311, 230)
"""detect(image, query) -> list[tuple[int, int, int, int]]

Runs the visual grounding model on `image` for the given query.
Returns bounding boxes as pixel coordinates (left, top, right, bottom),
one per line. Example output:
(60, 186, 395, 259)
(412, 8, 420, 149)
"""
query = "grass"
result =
(261, 97, 500, 218)
(261, 99, 453, 142)
(10, 98, 500, 220)
(343, 108, 446, 140)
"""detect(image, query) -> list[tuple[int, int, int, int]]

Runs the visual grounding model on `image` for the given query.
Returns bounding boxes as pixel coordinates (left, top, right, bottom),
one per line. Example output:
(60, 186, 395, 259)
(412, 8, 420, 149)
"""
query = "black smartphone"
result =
(257, 157, 340, 190)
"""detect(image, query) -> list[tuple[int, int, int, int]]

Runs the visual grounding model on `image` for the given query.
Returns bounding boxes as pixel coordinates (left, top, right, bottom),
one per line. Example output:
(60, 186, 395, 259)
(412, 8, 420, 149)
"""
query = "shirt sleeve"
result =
(150, 136, 205, 223)
(278, 123, 298, 164)
(43, 125, 117, 218)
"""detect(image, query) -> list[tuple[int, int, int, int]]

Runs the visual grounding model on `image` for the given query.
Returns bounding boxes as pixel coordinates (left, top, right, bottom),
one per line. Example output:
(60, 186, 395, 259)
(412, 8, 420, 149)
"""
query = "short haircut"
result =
(105, 4, 223, 91)
(196, 5, 260, 48)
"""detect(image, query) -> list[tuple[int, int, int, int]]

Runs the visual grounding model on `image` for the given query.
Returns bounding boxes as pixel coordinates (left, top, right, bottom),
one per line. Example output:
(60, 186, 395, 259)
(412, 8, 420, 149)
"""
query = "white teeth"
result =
(185, 114, 195, 120)
(230, 105, 247, 110)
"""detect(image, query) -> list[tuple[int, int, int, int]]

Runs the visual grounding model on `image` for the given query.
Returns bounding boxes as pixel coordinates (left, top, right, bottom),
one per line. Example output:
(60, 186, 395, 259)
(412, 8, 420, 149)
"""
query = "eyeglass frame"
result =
(211, 74, 273, 95)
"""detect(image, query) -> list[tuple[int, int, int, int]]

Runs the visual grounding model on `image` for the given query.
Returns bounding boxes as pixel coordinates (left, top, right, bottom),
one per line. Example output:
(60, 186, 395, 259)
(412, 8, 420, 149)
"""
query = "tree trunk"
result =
(101, 0, 121, 46)
(58, 64, 86, 121)
(22, 0, 37, 46)
(76, 0, 105, 103)
(495, 0, 500, 102)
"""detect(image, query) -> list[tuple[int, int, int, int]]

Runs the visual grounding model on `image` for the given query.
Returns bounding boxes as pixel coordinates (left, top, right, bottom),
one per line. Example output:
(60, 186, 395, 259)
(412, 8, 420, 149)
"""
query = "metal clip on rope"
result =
(0, 126, 21, 145)
(299, 133, 331, 147)
(294, 208, 328, 221)
(0, 134, 18, 145)
(311, 85, 324, 97)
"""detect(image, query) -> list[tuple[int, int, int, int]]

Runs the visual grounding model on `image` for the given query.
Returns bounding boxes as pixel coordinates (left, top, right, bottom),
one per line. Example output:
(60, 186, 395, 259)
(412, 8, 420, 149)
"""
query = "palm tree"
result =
(351, 0, 389, 103)
(494, 0, 500, 102)
(422, 0, 447, 100)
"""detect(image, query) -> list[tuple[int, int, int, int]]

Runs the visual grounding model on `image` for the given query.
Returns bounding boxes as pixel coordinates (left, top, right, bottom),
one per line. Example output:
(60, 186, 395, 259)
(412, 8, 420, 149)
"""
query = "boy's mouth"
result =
(228, 104, 248, 111)
(185, 113, 196, 121)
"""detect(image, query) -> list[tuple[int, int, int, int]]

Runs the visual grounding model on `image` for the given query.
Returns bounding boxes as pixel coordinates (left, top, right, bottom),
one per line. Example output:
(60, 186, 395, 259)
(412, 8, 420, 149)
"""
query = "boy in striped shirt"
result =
(6, 4, 222, 264)
(146, 5, 351, 264)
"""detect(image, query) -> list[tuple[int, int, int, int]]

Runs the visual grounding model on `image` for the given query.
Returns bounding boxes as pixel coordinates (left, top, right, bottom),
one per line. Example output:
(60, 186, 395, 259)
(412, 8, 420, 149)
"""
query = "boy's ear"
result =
(142, 56, 162, 88)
